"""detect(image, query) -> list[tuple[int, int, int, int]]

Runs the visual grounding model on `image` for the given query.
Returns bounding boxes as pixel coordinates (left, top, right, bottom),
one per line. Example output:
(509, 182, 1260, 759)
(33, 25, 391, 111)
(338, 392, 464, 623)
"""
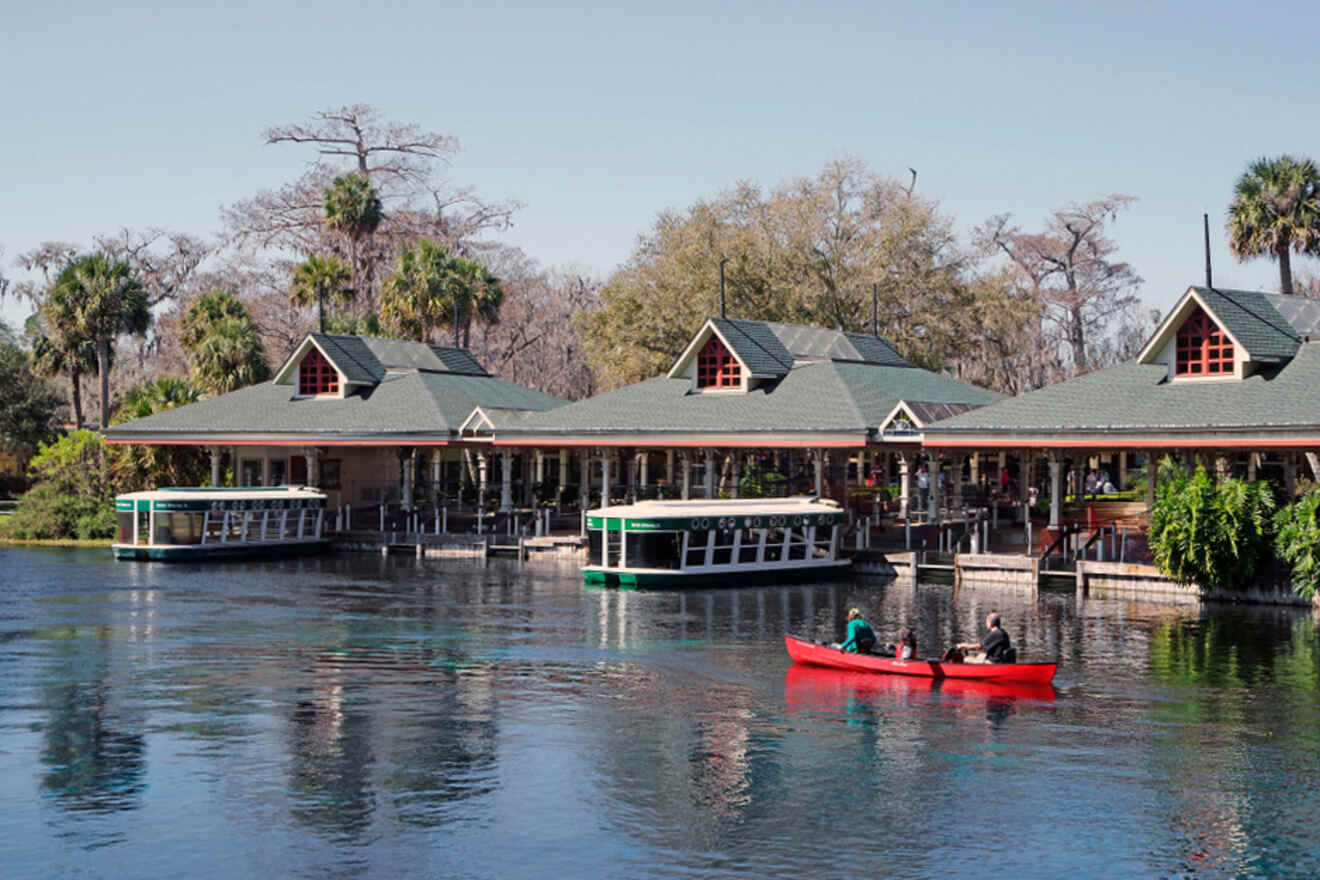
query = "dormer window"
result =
(1175, 306, 1234, 376)
(298, 348, 340, 395)
(696, 335, 741, 389)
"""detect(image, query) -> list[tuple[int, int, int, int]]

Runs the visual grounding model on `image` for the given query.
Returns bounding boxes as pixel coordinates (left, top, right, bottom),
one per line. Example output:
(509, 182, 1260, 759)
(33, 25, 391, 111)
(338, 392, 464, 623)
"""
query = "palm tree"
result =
(25, 312, 97, 429)
(380, 239, 454, 342)
(179, 290, 271, 394)
(49, 253, 150, 429)
(290, 255, 354, 333)
(322, 173, 383, 303)
(110, 377, 207, 488)
(1227, 155, 1320, 295)
(450, 255, 504, 348)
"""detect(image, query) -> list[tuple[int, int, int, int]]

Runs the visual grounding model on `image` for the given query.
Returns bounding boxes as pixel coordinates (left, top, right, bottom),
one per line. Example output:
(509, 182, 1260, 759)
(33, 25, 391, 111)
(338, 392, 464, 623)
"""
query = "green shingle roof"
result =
(500, 361, 998, 436)
(925, 342, 1320, 435)
(311, 334, 385, 384)
(107, 370, 564, 440)
(1193, 287, 1300, 362)
(711, 318, 794, 377)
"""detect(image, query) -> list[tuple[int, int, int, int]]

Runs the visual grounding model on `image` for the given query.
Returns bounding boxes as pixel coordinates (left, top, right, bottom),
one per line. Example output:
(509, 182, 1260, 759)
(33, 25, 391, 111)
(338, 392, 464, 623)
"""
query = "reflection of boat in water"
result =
(785, 634, 1057, 684)
(783, 662, 1056, 710)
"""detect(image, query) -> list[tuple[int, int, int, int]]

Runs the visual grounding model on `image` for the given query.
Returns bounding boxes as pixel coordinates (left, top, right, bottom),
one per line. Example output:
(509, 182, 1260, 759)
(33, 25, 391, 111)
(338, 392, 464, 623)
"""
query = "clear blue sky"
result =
(4, 0, 1318, 330)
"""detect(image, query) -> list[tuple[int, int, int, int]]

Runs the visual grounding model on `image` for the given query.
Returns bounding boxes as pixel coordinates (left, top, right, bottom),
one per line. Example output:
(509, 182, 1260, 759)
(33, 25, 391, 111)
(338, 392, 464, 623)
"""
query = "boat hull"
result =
(112, 539, 332, 562)
(784, 634, 1056, 684)
(584, 560, 851, 589)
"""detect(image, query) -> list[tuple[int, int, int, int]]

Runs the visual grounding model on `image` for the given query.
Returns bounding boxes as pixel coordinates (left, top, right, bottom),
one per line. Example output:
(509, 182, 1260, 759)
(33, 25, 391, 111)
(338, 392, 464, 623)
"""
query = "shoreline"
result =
(0, 538, 108, 548)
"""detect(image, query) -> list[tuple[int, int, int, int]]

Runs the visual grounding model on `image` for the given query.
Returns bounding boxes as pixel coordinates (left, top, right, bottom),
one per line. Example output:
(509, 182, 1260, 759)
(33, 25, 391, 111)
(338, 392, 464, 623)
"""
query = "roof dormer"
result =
(1137, 286, 1302, 383)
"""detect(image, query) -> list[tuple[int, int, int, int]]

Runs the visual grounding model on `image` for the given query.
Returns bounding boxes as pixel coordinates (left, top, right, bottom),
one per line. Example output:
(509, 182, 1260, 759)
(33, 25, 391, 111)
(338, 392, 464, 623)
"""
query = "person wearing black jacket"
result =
(957, 612, 1013, 663)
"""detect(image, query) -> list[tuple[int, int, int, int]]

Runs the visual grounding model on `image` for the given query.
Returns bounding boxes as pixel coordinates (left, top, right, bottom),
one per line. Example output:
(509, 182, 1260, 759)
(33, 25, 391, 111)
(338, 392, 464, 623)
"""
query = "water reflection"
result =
(5, 549, 1320, 878)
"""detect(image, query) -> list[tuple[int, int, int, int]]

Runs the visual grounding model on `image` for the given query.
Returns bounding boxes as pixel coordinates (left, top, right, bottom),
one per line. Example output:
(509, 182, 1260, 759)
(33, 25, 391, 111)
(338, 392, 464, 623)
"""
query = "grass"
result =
(0, 537, 109, 548)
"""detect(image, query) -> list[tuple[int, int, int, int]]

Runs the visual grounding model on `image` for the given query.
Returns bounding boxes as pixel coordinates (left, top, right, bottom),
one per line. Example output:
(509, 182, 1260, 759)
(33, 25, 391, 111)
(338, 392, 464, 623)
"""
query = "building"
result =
(468, 316, 1002, 511)
(105, 333, 566, 511)
(921, 285, 1320, 528)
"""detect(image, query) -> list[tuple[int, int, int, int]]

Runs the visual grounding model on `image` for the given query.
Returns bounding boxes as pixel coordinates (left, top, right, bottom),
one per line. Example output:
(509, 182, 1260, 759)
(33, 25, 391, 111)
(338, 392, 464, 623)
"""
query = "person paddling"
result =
(836, 608, 877, 654)
(956, 612, 1014, 663)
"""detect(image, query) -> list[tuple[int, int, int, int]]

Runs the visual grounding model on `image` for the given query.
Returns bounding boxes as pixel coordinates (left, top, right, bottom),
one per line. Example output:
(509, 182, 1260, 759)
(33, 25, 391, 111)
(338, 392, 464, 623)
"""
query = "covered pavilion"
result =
(920, 284, 1320, 538)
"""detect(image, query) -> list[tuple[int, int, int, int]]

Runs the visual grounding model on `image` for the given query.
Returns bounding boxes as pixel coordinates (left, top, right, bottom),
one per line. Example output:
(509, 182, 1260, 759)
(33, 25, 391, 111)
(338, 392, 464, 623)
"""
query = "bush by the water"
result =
(0, 430, 120, 541)
(1147, 459, 1275, 591)
(1273, 487, 1320, 600)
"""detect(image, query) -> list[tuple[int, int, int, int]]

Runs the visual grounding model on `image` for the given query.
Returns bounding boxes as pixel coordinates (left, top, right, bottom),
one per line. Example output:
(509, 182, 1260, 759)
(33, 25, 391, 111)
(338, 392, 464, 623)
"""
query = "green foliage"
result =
(0, 337, 63, 453)
(290, 255, 354, 333)
(1, 430, 120, 540)
(1273, 487, 1320, 600)
(1147, 459, 1276, 591)
(380, 240, 502, 346)
(1227, 155, 1320, 294)
(109, 378, 209, 490)
(738, 460, 786, 498)
(323, 174, 383, 243)
(179, 290, 271, 393)
(324, 311, 383, 336)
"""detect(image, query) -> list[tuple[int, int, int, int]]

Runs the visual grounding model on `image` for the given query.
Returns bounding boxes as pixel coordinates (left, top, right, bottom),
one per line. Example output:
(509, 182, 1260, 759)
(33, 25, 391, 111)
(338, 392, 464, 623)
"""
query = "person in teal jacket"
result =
(838, 607, 877, 654)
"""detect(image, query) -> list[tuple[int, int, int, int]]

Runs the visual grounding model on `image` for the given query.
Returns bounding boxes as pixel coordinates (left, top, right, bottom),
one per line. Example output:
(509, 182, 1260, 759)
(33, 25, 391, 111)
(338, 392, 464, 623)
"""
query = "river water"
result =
(1, 547, 1317, 879)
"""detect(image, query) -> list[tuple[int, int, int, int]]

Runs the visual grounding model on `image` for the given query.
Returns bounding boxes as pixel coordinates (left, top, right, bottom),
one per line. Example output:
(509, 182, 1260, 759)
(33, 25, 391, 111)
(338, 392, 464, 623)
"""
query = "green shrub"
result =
(1147, 458, 1275, 591)
(1274, 488, 1320, 600)
(0, 481, 112, 540)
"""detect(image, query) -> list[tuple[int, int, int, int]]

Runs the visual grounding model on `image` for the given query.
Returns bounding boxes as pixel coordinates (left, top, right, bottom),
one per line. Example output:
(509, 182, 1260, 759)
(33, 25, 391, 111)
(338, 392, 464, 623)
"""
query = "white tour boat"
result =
(113, 486, 330, 561)
(583, 496, 850, 588)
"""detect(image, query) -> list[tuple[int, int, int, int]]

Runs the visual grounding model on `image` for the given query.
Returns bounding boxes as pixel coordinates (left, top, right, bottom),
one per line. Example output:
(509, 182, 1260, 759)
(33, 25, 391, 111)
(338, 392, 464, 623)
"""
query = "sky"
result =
(4, 0, 1319, 331)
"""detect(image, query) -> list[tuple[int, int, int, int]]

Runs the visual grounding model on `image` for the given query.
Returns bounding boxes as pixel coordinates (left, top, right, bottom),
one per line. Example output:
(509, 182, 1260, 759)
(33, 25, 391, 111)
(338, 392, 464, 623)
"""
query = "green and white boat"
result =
(113, 486, 330, 561)
(583, 496, 850, 588)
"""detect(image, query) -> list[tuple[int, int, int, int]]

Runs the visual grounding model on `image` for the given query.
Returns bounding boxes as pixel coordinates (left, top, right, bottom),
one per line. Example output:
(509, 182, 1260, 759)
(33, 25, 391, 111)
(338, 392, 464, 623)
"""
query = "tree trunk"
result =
(318, 293, 326, 333)
(1070, 305, 1087, 373)
(1279, 244, 1293, 295)
(97, 340, 111, 430)
(70, 365, 84, 429)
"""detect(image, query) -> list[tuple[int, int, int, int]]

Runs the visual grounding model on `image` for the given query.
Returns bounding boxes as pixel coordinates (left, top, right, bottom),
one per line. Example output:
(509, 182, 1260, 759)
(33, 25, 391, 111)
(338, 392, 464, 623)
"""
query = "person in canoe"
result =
(835, 608, 877, 654)
(955, 612, 1015, 663)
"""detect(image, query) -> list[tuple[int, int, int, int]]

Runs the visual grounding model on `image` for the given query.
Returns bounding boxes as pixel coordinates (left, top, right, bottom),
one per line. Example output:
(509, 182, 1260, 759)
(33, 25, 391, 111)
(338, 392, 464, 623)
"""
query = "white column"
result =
(665, 450, 675, 485)
(952, 453, 965, 513)
(626, 450, 637, 501)
(477, 453, 489, 506)
(927, 452, 939, 521)
(430, 449, 442, 506)
(1049, 451, 1063, 529)
(1118, 451, 1128, 491)
(600, 452, 612, 509)
(813, 450, 824, 498)
(209, 446, 222, 487)
(402, 449, 415, 511)
(898, 451, 912, 519)
(703, 449, 715, 499)
(681, 452, 691, 500)
(535, 450, 545, 485)
(639, 451, 649, 494)
(578, 450, 589, 512)
(1247, 452, 1258, 481)
(499, 451, 513, 511)
(557, 448, 568, 511)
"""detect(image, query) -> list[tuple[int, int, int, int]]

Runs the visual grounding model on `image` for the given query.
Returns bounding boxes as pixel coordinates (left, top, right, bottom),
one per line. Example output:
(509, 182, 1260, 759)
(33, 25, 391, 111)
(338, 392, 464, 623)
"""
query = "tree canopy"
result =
(179, 289, 271, 394)
(1228, 155, 1320, 295)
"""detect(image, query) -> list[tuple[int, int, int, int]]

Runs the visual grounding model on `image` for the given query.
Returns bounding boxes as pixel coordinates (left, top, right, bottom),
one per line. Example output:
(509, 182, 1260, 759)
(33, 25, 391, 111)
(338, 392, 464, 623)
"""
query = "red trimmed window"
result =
(298, 348, 340, 395)
(696, 335, 742, 388)
(1175, 306, 1234, 376)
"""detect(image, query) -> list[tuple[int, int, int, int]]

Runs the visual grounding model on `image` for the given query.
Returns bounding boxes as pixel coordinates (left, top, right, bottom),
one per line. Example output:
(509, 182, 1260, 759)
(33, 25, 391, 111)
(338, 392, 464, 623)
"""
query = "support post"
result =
(499, 451, 513, 512)
(557, 448, 568, 512)
(813, 449, 824, 499)
(601, 451, 613, 509)
(209, 446, 222, 487)
(579, 451, 589, 514)
(639, 451, 649, 496)
(704, 449, 715, 499)
(1049, 451, 1063, 530)
(898, 451, 912, 520)
(681, 452, 691, 500)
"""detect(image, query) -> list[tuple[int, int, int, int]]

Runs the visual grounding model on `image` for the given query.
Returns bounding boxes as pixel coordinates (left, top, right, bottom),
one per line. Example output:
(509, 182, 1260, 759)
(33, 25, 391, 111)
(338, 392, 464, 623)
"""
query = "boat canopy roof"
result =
(586, 496, 844, 531)
(115, 486, 326, 512)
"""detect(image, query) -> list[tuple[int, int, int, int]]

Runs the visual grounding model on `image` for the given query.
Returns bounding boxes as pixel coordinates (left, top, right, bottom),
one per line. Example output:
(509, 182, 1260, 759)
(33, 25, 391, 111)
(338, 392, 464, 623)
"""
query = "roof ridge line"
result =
(1206, 287, 1302, 343)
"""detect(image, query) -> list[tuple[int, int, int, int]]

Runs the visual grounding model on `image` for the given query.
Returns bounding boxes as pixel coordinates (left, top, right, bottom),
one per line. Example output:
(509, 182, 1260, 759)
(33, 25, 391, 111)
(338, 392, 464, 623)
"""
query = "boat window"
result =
(738, 529, 761, 563)
(282, 510, 302, 538)
(117, 512, 135, 545)
(265, 511, 284, 541)
(786, 527, 808, 560)
(245, 511, 265, 542)
(628, 532, 682, 569)
(711, 528, 736, 565)
(812, 525, 833, 558)
(152, 512, 205, 545)
(204, 513, 225, 543)
(684, 529, 710, 567)
(764, 528, 785, 562)
(137, 513, 150, 546)
(587, 528, 603, 563)
(225, 511, 245, 542)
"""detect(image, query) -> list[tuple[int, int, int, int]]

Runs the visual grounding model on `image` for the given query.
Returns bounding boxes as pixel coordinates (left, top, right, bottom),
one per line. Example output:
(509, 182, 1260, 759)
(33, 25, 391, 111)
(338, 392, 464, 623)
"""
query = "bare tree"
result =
(977, 195, 1142, 375)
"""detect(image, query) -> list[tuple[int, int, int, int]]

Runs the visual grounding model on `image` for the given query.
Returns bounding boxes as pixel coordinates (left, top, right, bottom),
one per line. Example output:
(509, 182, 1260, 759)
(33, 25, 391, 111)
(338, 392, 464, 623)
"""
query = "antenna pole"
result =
(454, 293, 461, 348)
(1203, 213, 1213, 288)
(719, 258, 729, 318)
(872, 283, 879, 336)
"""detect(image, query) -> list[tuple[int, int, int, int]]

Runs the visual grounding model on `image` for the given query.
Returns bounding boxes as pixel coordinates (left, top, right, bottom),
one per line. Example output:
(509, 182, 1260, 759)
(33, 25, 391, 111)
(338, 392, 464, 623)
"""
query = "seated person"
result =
(895, 628, 918, 660)
(956, 612, 1013, 663)
(837, 608, 877, 654)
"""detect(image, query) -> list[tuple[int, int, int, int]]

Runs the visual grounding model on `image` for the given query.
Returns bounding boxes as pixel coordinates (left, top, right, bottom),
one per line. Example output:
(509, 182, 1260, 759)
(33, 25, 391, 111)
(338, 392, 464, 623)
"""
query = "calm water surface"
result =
(1, 547, 1318, 879)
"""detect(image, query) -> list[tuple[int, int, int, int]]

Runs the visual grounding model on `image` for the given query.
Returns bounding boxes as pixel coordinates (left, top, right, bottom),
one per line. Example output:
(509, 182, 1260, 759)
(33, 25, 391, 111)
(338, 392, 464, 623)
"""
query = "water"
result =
(1, 547, 1318, 879)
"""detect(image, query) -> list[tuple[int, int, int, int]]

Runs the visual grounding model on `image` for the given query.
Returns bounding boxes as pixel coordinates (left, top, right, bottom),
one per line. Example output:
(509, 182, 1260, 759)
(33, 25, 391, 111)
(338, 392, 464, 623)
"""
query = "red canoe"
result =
(784, 634, 1057, 684)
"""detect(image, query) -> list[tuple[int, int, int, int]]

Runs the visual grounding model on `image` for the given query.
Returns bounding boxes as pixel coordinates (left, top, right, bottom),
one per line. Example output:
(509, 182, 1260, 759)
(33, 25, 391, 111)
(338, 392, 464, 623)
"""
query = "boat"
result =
(113, 486, 331, 561)
(784, 634, 1057, 684)
(582, 496, 850, 588)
